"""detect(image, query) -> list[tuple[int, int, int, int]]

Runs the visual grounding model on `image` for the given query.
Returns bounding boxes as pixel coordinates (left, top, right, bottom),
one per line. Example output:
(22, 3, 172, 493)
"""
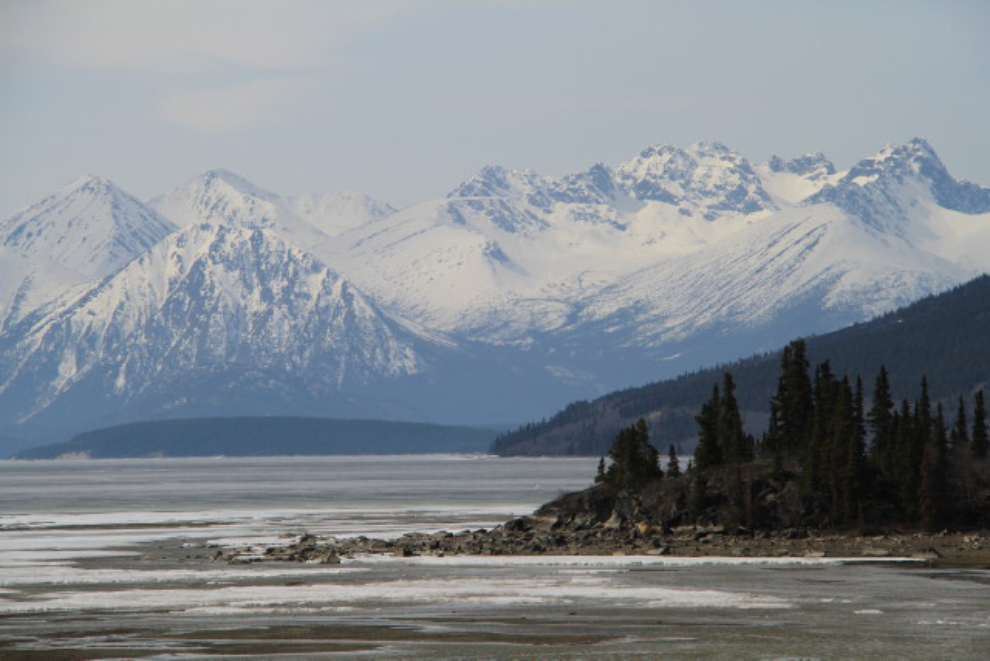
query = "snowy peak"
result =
(195, 168, 280, 204)
(615, 141, 774, 218)
(444, 140, 776, 230)
(768, 152, 836, 180)
(0, 175, 176, 279)
(150, 169, 281, 229)
(808, 138, 990, 226)
(0, 221, 437, 425)
(843, 138, 944, 186)
(448, 166, 551, 203)
(443, 166, 555, 233)
(550, 163, 617, 205)
(848, 138, 990, 214)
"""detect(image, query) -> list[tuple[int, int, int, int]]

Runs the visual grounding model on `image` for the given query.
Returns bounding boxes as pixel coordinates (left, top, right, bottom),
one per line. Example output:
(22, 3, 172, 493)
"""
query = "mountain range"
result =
(1, 138, 988, 442)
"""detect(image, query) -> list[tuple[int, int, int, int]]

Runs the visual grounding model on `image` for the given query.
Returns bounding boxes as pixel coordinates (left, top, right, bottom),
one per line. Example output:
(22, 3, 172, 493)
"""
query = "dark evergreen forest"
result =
(597, 340, 990, 530)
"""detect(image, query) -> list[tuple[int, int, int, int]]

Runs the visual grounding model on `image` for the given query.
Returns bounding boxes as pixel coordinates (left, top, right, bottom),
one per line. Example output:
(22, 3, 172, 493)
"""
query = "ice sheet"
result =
(0, 575, 793, 614)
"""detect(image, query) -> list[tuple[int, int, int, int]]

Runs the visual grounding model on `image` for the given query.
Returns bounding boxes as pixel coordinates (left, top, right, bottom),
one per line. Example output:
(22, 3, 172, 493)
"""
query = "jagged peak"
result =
(447, 164, 545, 199)
(632, 140, 740, 162)
(586, 161, 613, 176)
(768, 152, 836, 177)
(688, 140, 734, 156)
(851, 137, 945, 178)
(807, 137, 990, 220)
(623, 140, 754, 171)
(631, 142, 691, 162)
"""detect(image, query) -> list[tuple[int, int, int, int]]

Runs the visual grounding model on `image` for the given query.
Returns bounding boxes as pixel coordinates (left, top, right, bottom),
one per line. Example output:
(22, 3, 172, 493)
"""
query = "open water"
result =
(0, 455, 988, 659)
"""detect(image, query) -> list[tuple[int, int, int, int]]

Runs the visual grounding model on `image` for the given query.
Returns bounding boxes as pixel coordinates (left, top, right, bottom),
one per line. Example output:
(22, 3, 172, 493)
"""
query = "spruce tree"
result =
(666, 444, 681, 477)
(933, 403, 949, 475)
(951, 396, 969, 449)
(694, 384, 722, 470)
(917, 376, 933, 442)
(775, 340, 813, 456)
(763, 399, 783, 458)
(718, 372, 749, 464)
(803, 361, 837, 501)
(828, 378, 854, 521)
(918, 447, 935, 530)
(894, 399, 919, 516)
(973, 390, 988, 459)
(689, 473, 709, 523)
(868, 366, 895, 477)
(923, 403, 950, 529)
(840, 377, 868, 524)
(602, 419, 662, 493)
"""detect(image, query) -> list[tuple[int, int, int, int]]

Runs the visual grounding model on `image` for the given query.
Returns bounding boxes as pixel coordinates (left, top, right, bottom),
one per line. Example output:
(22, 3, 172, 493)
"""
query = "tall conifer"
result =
(666, 444, 681, 477)
(694, 385, 722, 469)
(776, 340, 813, 455)
(868, 366, 895, 477)
(973, 390, 988, 459)
(718, 372, 749, 464)
(951, 396, 969, 449)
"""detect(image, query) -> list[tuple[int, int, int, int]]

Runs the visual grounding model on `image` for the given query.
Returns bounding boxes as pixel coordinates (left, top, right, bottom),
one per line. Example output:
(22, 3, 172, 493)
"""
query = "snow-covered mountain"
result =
(0, 223, 445, 432)
(1, 137, 988, 438)
(1, 175, 176, 278)
(322, 137, 990, 387)
(0, 175, 177, 329)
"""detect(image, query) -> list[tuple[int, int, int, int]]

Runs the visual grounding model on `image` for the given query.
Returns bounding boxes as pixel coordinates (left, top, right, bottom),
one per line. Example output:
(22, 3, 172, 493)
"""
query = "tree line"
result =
(597, 339, 989, 529)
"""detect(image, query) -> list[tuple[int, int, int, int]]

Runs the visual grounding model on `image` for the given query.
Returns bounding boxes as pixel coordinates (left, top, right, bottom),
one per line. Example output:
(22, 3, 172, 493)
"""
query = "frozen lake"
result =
(1, 455, 988, 658)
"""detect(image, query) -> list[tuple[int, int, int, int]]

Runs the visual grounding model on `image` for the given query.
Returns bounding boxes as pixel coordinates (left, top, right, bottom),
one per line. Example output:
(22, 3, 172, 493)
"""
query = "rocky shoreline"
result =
(216, 514, 990, 569)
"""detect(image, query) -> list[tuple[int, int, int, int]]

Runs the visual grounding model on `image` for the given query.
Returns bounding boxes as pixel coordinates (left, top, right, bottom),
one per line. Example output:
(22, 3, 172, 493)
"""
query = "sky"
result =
(1, 0, 988, 214)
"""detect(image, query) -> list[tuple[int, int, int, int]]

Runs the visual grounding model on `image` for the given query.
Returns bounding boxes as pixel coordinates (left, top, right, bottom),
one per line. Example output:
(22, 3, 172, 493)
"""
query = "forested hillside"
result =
(493, 274, 990, 456)
(16, 417, 498, 459)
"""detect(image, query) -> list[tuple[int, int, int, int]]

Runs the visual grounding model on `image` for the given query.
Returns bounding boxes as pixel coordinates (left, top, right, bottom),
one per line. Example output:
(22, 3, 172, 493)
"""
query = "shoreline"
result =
(217, 523, 990, 570)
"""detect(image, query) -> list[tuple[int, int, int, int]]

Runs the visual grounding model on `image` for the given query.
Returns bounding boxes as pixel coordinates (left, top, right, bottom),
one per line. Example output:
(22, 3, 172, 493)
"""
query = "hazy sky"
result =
(1, 0, 988, 214)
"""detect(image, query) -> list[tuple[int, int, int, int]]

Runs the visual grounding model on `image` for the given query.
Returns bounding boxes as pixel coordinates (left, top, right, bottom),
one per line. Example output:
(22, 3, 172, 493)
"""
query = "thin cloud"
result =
(1, 0, 410, 73)
(158, 79, 317, 133)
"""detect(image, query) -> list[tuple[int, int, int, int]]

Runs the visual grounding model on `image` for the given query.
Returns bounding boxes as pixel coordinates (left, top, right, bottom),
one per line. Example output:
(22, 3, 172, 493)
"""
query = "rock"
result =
(636, 521, 662, 536)
(503, 517, 534, 533)
(602, 511, 623, 530)
(911, 547, 941, 560)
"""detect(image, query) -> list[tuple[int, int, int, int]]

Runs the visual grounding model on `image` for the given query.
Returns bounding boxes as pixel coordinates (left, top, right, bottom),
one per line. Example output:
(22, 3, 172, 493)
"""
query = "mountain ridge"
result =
(1, 137, 988, 439)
